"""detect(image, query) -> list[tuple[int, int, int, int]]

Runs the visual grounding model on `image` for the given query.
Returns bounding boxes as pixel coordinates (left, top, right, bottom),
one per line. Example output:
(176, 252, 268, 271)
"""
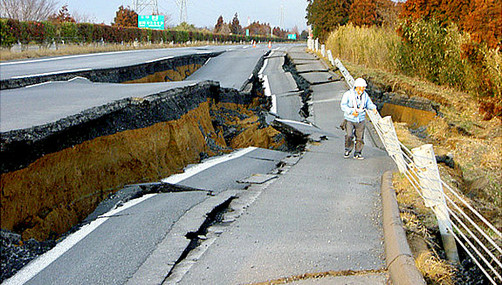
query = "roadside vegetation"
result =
(308, 0, 500, 283)
(0, 3, 304, 62)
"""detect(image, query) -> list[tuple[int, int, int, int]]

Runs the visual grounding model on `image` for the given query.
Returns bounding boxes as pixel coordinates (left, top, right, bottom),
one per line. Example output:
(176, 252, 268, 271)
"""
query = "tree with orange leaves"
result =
(112, 6, 138, 28)
(48, 5, 76, 24)
(401, 0, 501, 49)
(464, 0, 502, 49)
(350, 0, 379, 26)
(350, 0, 400, 27)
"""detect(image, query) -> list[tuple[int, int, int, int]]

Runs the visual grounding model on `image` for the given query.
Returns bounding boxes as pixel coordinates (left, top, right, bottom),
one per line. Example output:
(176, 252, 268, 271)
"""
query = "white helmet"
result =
(354, 78, 367, 88)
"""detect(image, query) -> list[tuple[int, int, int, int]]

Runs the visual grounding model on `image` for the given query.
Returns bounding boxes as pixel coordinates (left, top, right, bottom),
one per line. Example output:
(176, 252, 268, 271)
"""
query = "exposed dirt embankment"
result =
(365, 84, 438, 128)
(0, 81, 285, 241)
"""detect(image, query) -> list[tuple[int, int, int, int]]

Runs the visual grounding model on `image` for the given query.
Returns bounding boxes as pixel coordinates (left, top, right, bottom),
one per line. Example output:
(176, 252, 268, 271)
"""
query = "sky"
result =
(61, 0, 309, 31)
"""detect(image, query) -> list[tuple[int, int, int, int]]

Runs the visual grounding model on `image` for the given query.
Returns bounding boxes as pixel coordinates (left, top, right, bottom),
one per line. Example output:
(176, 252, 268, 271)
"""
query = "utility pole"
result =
(132, 0, 159, 15)
(175, 0, 188, 23)
(280, 4, 284, 28)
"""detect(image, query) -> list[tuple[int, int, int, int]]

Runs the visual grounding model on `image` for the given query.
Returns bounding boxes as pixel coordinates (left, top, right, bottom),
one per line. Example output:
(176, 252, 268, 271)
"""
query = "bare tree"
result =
(72, 10, 97, 24)
(0, 0, 59, 21)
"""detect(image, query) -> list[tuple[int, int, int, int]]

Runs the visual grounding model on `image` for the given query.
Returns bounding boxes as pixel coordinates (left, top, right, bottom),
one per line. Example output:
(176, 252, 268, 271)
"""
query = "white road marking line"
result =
(2, 194, 156, 285)
(276, 118, 314, 127)
(258, 58, 269, 75)
(24, 81, 52, 89)
(271, 94, 277, 114)
(11, 68, 91, 79)
(145, 56, 174, 63)
(162, 147, 258, 184)
(262, 75, 271, 96)
(260, 75, 276, 114)
(311, 98, 339, 104)
(0, 49, 149, 66)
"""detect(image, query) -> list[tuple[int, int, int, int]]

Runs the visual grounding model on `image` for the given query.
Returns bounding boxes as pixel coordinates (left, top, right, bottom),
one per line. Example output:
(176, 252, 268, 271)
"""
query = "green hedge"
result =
(0, 18, 288, 48)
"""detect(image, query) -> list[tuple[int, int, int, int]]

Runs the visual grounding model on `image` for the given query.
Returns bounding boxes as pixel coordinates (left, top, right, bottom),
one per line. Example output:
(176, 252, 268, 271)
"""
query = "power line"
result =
(133, 0, 159, 15)
(175, 0, 187, 23)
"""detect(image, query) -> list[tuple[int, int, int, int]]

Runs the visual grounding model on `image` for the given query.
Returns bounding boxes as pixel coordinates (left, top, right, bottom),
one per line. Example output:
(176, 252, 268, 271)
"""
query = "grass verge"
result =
(315, 50, 500, 283)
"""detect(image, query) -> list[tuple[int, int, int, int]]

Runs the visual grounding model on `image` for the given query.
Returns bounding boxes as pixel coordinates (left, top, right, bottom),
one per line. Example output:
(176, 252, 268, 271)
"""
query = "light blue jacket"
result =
(340, 89, 377, 123)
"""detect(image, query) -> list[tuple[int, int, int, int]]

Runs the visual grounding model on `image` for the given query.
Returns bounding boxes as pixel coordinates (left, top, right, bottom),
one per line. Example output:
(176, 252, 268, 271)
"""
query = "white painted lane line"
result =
(276, 118, 314, 127)
(311, 98, 339, 104)
(258, 58, 269, 75)
(3, 194, 156, 285)
(0, 49, 149, 66)
(260, 74, 276, 114)
(10, 68, 91, 79)
(271, 94, 277, 114)
(24, 81, 52, 89)
(145, 56, 174, 63)
(162, 147, 258, 184)
(5, 147, 259, 284)
(262, 75, 271, 96)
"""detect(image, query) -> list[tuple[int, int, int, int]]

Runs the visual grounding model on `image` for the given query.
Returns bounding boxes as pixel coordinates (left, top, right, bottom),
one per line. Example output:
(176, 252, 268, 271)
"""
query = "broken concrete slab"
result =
(280, 155, 302, 166)
(296, 62, 330, 73)
(301, 72, 343, 85)
(0, 78, 203, 132)
(237, 174, 278, 184)
(125, 190, 239, 285)
(271, 118, 335, 140)
(291, 59, 318, 65)
(266, 72, 298, 95)
(273, 91, 304, 121)
(288, 52, 317, 61)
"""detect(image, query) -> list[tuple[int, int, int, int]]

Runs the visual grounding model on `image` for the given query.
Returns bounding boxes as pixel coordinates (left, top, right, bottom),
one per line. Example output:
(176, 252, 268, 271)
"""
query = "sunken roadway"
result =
(1, 44, 395, 284)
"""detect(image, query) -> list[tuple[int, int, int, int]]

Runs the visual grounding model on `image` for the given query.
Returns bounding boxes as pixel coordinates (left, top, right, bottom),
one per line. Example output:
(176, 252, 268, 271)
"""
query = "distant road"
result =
(0, 45, 234, 81)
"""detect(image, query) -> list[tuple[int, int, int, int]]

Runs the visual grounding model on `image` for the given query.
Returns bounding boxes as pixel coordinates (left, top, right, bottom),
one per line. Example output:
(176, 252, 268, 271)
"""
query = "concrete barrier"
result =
(381, 171, 426, 285)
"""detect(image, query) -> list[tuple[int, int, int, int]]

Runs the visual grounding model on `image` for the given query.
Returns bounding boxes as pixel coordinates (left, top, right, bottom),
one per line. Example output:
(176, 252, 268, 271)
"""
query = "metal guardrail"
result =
(308, 42, 502, 283)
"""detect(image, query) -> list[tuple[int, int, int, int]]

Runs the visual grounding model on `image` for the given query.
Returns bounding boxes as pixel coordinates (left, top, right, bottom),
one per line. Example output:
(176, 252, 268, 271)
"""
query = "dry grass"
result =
(416, 252, 457, 285)
(394, 174, 457, 284)
(326, 23, 401, 72)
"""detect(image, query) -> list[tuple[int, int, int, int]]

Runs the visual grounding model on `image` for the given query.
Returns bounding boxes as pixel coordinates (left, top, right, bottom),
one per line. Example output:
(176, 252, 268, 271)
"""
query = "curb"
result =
(381, 171, 426, 285)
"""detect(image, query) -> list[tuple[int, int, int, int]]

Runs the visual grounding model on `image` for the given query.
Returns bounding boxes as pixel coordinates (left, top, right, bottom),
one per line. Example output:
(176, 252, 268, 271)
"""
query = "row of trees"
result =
(213, 13, 304, 39)
(0, 17, 287, 48)
(306, 0, 400, 40)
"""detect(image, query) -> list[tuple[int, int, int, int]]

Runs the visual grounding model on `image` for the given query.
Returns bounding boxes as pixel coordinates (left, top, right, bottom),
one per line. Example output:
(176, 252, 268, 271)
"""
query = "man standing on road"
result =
(340, 78, 377, 160)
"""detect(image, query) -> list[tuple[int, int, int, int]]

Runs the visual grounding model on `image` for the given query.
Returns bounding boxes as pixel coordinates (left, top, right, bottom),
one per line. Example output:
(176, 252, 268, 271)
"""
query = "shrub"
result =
(60, 22, 78, 43)
(398, 19, 466, 88)
(77, 23, 94, 43)
(0, 19, 18, 47)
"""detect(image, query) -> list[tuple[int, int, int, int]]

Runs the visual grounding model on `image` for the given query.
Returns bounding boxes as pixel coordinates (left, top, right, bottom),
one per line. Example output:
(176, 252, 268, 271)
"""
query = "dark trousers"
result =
(345, 120, 365, 154)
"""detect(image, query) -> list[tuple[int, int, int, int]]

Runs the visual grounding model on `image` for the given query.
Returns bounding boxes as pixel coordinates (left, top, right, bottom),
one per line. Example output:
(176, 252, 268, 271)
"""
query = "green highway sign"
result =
(287, 34, 297, 40)
(138, 15, 165, 30)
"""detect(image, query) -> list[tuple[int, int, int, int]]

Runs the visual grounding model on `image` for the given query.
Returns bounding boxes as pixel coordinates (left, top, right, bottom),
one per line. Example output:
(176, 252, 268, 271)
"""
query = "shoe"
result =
(344, 150, 351, 158)
(354, 153, 364, 160)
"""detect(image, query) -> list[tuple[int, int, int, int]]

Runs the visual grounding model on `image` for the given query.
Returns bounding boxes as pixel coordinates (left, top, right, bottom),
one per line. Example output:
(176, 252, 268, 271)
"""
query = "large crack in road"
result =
(1, 45, 311, 283)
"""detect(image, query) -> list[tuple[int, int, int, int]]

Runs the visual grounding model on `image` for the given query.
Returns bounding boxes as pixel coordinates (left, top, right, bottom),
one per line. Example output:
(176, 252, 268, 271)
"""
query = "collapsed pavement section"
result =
(0, 51, 223, 90)
(0, 76, 289, 244)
